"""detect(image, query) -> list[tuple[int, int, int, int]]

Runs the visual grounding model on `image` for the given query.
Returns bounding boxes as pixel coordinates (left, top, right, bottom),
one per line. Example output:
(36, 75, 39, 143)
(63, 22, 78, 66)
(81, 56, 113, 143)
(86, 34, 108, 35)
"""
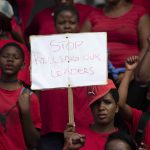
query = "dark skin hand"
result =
(18, 89, 40, 149)
(63, 124, 86, 150)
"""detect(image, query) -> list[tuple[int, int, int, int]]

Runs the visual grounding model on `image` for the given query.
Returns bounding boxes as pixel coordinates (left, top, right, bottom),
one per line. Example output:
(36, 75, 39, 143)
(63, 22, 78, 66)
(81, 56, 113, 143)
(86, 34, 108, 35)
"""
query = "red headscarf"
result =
(0, 39, 30, 85)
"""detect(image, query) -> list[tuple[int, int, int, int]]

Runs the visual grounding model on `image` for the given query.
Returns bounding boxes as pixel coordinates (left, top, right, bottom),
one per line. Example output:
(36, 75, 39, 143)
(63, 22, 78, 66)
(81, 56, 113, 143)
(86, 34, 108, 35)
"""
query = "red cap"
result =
(87, 79, 116, 106)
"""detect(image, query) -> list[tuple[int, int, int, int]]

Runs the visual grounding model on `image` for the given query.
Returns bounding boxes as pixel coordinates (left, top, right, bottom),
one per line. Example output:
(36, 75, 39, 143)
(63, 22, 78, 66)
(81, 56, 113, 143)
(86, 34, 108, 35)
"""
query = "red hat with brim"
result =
(87, 79, 116, 106)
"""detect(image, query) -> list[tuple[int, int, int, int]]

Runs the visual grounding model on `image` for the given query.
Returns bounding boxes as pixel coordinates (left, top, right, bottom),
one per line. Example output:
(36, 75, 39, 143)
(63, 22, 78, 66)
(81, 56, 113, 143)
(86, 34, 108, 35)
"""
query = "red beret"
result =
(87, 79, 116, 106)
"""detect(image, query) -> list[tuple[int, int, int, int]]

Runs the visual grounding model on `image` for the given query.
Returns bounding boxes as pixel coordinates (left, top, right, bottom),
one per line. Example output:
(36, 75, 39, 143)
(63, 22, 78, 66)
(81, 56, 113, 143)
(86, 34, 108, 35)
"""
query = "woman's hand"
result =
(63, 124, 86, 150)
(18, 89, 30, 115)
(125, 56, 139, 71)
(63, 132, 86, 150)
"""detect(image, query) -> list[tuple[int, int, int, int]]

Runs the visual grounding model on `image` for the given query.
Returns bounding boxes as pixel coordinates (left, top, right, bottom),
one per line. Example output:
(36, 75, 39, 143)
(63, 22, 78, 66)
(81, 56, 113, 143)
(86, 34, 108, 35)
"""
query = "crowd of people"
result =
(0, 0, 150, 150)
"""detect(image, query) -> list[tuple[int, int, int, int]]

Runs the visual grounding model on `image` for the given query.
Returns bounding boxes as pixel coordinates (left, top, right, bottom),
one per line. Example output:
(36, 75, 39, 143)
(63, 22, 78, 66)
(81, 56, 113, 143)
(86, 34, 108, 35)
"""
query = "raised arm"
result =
(118, 56, 139, 121)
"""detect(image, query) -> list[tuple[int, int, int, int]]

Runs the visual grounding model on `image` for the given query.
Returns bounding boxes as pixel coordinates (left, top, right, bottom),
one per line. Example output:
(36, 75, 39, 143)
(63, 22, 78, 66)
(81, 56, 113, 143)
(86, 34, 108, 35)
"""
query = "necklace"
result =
(0, 78, 18, 83)
(0, 79, 22, 90)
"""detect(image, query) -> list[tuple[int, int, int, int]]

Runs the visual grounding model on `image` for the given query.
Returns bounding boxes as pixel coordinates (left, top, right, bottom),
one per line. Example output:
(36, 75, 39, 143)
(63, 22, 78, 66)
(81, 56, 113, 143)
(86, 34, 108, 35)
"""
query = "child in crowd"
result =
(0, 41, 41, 150)
(0, 40, 30, 87)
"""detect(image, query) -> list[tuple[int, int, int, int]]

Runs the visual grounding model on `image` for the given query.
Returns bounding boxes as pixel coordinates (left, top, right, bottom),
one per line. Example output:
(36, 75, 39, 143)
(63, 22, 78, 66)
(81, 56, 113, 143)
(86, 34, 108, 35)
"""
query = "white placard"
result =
(30, 32, 108, 90)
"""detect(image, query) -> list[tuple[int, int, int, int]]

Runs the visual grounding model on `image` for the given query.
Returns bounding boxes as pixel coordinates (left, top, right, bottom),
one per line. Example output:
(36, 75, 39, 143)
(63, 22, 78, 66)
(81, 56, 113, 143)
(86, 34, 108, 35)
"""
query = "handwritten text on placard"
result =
(30, 33, 107, 89)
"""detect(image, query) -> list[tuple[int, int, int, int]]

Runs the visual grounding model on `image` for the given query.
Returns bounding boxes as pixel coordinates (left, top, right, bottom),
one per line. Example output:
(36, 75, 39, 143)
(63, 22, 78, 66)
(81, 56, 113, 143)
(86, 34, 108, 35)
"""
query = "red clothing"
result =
(88, 5, 147, 68)
(11, 17, 24, 38)
(0, 40, 30, 85)
(127, 107, 150, 149)
(0, 87, 41, 150)
(132, 0, 150, 13)
(25, 3, 95, 36)
(26, 3, 95, 135)
(16, 0, 35, 31)
(76, 127, 118, 150)
(40, 87, 93, 134)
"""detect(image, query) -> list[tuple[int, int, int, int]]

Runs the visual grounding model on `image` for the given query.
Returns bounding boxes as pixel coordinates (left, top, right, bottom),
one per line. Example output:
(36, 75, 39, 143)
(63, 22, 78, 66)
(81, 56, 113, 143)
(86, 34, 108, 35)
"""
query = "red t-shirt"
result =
(16, 0, 35, 31)
(25, 3, 95, 36)
(127, 107, 150, 149)
(40, 87, 93, 134)
(132, 0, 150, 13)
(76, 126, 118, 150)
(88, 5, 147, 68)
(0, 87, 41, 150)
(11, 17, 24, 38)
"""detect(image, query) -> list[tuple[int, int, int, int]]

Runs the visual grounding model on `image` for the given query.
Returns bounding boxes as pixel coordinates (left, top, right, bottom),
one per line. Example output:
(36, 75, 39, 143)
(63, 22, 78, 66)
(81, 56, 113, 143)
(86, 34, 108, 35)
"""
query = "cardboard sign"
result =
(30, 32, 107, 90)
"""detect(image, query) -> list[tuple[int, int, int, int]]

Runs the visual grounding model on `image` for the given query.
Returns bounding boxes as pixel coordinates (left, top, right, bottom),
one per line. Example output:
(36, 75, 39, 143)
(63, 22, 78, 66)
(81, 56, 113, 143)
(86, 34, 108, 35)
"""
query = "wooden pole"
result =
(68, 85, 75, 126)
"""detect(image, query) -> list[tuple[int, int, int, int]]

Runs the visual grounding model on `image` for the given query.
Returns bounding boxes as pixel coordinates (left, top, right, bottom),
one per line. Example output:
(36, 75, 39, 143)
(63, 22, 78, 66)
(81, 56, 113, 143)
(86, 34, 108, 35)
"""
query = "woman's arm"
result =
(18, 89, 40, 149)
(138, 14, 150, 59)
(63, 125, 85, 150)
(135, 37, 150, 84)
(118, 56, 139, 121)
(80, 20, 92, 32)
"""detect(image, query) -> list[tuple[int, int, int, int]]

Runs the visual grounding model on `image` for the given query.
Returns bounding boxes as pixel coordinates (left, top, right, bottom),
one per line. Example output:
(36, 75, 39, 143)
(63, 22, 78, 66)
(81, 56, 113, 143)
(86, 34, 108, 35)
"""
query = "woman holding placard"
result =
(37, 5, 93, 150)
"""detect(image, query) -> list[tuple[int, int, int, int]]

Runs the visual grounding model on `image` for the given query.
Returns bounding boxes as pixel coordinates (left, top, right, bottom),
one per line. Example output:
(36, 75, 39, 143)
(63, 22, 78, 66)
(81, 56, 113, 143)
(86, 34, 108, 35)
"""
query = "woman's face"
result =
(91, 92, 119, 126)
(55, 10, 79, 33)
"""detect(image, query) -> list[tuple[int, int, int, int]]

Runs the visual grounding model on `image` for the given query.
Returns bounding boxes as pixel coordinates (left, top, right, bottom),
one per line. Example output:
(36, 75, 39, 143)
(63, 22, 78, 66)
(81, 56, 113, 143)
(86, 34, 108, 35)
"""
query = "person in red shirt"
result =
(0, 41, 41, 150)
(37, 5, 93, 150)
(8, 0, 35, 32)
(0, 0, 25, 44)
(81, 0, 150, 78)
(118, 56, 150, 149)
(81, 0, 150, 111)
(132, 0, 150, 14)
(25, 0, 95, 38)
(63, 79, 120, 150)
(63, 57, 149, 150)
(0, 40, 30, 86)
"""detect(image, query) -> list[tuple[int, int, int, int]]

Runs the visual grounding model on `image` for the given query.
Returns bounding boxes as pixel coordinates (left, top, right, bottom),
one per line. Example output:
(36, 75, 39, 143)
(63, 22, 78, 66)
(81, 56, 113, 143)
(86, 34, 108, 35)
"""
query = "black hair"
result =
(105, 131, 137, 150)
(54, 4, 80, 23)
(0, 42, 24, 61)
(109, 89, 130, 131)
(109, 89, 119, 103)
